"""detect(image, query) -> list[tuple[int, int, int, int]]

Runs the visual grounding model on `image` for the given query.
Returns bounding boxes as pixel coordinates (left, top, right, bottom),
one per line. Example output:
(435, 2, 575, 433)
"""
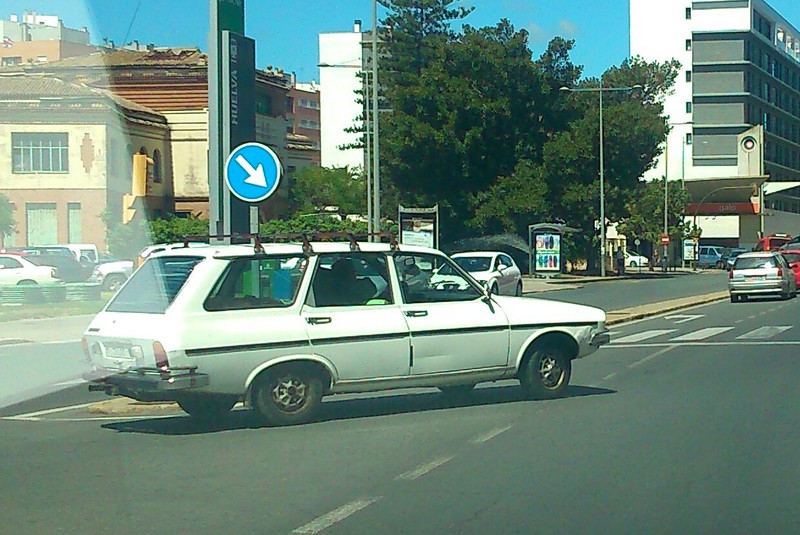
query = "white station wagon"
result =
(83, 239, 609, 426)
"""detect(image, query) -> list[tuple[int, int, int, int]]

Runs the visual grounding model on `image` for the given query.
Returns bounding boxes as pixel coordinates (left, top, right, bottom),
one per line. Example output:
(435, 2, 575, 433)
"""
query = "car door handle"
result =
(306, 316, 332, 325)
(405, 310, 428, 317)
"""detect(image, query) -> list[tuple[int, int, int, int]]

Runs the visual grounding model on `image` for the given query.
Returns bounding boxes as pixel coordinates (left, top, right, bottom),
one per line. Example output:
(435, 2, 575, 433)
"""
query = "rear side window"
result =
(733, 257, 778, 270)
(782, 253, 800, 264)
(107, 256, 203, 314)
(205, 256, 308, 311)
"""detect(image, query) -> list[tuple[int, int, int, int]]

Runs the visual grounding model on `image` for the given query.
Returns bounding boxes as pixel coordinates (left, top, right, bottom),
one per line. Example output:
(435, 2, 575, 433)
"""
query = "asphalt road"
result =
(2, 293, 799, 534)
(539, 269, 728, 310)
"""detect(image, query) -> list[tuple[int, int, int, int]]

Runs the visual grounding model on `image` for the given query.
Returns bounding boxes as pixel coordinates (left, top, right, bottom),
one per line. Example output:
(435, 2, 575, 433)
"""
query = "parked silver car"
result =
(728, 251, 797, 302)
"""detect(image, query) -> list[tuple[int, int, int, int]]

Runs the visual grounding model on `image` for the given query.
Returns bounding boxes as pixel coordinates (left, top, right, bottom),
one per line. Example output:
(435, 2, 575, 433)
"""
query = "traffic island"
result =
(607, 291, 729, 325)
(86, 397, 180, 416)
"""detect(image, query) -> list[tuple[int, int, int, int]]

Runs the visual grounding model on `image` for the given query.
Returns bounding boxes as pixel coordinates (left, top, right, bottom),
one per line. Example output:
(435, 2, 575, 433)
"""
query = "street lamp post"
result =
(560, 79, 641, 277)
(371, 0, 380, 237)
(663, 121, 693, 271)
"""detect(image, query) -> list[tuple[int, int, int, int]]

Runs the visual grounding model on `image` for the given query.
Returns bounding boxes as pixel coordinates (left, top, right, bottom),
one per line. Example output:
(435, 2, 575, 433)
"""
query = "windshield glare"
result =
(106, 256, 203, 313)
(454, 256, 492, 272)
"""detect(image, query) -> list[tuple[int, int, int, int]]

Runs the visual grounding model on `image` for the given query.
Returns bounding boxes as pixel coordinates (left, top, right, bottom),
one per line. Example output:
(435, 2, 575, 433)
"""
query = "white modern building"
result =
(631, 0, 800, 248)
(318, 21, 369, 170)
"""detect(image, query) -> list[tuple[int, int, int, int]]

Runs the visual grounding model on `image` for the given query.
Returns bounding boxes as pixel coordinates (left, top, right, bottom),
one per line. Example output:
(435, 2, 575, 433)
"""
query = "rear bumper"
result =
(84, 367, 209, 402)
(729, 280, 786, 295)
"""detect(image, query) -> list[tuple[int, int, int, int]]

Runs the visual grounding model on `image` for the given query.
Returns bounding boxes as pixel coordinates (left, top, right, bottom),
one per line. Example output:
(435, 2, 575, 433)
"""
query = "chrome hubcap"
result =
(271, 375, 308, 412)
(538, 354, 563, 389)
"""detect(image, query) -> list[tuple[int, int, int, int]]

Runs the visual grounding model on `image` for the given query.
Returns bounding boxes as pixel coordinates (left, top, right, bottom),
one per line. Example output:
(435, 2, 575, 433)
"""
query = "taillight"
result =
(153, 341, 169, 371)
(81, 337, 90, 360)
(778, 267, 783, 277)
(728, 270, 733, 279)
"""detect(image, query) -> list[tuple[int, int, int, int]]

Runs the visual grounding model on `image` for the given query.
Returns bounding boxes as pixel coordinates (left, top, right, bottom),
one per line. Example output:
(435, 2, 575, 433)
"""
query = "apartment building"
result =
(631, 0, 800, 247)
(0, 11, 95, 67)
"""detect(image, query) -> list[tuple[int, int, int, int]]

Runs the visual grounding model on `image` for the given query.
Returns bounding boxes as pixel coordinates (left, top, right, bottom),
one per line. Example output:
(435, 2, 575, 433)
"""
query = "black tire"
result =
(515, 281, 523, 296)
(438, 384, 476, 398)
(629, 260, 637, 268)
(103, 274, 127, 292)
(176, 394, 238, 419)
(519, 343, 571, 400)
(17, 279, 37, 285)
(251, 364, 323, 426)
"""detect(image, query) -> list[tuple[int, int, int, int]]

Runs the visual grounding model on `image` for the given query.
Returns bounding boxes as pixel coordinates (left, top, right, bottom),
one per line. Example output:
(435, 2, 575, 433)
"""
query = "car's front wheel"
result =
(629, 260, 637, 267)
(251, 364, 323, 426)
(519, 343, 571, 400)
(176, 394, 238, 419)
(515, 281, 523, 296)
(103, 274, 127, 292)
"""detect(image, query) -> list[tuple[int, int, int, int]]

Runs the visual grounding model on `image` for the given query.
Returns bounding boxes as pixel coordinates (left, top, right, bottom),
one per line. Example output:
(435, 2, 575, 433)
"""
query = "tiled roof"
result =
(0, 74, 164, 119)
(26, 48, 208, 69)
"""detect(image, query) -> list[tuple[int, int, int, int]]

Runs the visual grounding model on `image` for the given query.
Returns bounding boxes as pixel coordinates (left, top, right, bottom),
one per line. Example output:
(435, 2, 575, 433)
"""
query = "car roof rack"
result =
(181, 231, 400, 255)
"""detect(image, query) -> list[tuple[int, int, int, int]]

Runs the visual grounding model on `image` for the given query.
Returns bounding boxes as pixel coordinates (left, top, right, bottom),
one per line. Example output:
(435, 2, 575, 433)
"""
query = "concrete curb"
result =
(0, 338, 33, 346)
(86, 397, 179, 415)
(606, 291, 729, 325)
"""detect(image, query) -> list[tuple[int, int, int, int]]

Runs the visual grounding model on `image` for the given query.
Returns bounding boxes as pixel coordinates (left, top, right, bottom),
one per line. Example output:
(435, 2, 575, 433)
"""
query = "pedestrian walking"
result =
(615, 248, 625, 276)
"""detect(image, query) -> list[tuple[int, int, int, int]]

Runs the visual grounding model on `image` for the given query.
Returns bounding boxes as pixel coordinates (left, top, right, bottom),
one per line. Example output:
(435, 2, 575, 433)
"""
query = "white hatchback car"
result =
(441, 251, 523, 296)
(0, 254, 61, 286)
(83, 240, 609, 426)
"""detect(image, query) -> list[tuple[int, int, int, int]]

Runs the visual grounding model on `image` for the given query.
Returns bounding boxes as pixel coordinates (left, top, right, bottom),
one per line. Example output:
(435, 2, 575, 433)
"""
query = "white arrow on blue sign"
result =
(224, 142, 282, 203)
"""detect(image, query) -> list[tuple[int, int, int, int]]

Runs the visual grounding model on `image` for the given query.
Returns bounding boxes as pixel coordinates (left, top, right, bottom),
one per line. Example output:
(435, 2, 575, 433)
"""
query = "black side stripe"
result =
(510, 322, 596, 331)
(412, 326, 508, 337)
(312, 332, 409, 346)
(186, 340, 311, 357)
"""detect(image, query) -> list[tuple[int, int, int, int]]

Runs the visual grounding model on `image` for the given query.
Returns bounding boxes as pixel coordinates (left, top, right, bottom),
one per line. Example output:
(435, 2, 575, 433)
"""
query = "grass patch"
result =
(0, 294, 112, 322)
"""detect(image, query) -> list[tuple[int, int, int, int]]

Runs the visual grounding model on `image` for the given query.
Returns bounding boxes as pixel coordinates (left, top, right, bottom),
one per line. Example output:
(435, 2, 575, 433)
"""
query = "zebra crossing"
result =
(611, 324, 797, 345)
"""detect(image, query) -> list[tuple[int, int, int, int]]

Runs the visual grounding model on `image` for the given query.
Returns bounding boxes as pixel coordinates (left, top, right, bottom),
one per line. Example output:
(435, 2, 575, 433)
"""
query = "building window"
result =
(1, 56, 21, 67)
(67, 203, 81, 243)
(686, 101, 693, 113)
(152, 149, 162, 183)
(685, 7, 692, 20)
(255, 95, 273, 116)
(685, 133, 693, 145)
(685, 70, 692, 82)
(685, 39, 692, 51)
(12, 133, 69, 173)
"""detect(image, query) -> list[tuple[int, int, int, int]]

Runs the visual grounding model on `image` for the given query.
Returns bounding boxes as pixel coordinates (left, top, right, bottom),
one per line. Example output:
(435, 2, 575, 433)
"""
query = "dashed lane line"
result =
(469, 425, 512, 444)
(628, 345, 678, 368)
(669, 327, 734, 342)
(290, 497, 382, 535)
(395, 455, 454, 481)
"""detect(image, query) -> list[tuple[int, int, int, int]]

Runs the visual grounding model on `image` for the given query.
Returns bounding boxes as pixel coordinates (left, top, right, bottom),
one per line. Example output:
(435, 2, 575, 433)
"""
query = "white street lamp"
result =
(560, 79, 642, 277)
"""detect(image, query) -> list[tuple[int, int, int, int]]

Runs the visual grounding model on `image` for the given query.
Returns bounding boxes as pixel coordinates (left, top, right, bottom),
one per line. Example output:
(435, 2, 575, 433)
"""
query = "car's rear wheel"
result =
(251, 364, 323, 426)
(519, 343, 571, 400)
(176, 394, 238, 419)
(629, 260, 637, 267)
(438, 384, 476, 398)
(17, 279, 36, 285)
(515, 281, 523, 296)
(103, 274, 126, 292)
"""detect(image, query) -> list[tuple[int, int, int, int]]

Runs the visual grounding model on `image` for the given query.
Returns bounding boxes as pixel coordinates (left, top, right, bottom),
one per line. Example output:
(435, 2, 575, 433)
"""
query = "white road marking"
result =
(669, 327, 733, 342)
(609, 341, 800, 348)
(736, 326, 793, 340)
(1, 414, 181, 422)
(395, 455, 454, 481)
(628, 346, 677, 368)
(748, 315, 757, 320)
(290, 497, 381, 535)
(470, 425, 512, 444)
(2, 402, 97, 421)
(601, 372, 618, 382)
(664, 314, 704, 324)
(52, 379, 87, 387)
(612, 330, 677, 344)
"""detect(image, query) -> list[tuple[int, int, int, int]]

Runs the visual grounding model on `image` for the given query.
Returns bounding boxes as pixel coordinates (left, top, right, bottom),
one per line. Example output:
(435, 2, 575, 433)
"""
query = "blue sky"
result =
(4, 1, 800, 81)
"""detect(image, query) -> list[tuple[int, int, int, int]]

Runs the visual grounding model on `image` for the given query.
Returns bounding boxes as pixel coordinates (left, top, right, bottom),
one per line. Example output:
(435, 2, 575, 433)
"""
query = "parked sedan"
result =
(729, 251, 797, 302)
(449, 251, 523, 295)
(720, 248, 749, 270)
(0, 254, 60, 286)
(624, 250, 649, 268)
(781, 250, 800, 287)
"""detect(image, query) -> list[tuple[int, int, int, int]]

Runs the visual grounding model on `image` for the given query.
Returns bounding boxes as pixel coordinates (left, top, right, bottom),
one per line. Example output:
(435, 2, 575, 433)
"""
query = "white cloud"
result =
(558, 19, 579, 37)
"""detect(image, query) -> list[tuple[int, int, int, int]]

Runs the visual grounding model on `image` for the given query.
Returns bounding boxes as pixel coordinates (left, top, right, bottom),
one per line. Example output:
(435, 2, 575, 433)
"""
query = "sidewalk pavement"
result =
(522, 267, 716, 293)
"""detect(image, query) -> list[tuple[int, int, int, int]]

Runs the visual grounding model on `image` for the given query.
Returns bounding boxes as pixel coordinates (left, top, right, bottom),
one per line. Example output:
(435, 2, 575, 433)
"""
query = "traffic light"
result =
(122, 194, 136, 224)
(123, 153, 153, 225)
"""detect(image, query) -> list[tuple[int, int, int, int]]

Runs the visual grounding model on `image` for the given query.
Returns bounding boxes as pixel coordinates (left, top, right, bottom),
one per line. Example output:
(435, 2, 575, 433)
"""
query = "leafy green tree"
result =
(617, 179, 691, 246)
(259, 215, 367, 235)
(289, 166, 366, 216)
(148, 214, 209, 244)
(0, 193, 15, 247)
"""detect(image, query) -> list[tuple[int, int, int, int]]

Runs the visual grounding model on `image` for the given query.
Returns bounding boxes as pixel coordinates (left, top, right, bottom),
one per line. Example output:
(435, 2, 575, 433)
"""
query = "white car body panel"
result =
(0, 254, 60, 285)
(83, 243, 607, 403)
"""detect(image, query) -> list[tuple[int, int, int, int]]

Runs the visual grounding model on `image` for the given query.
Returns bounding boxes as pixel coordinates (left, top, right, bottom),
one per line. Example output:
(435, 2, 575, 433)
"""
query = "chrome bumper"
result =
(84, 366, 209, 402)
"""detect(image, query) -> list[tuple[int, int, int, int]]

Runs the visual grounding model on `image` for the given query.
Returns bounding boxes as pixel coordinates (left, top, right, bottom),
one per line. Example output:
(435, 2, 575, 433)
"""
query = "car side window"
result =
(500, 254, 514, 268)
(308, 253, 392, 307)
(0, 257, 22, 269)
(394, 253, 482, 304)
(204, 255, 308, 311)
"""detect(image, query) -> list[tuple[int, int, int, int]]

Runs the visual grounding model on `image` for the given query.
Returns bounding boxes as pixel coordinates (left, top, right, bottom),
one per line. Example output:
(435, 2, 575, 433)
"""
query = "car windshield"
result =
(734, 257, 779, 270)
(106, 256, 203, 313)
(453, 256, 492, 272)
(782, 253, 800, 264)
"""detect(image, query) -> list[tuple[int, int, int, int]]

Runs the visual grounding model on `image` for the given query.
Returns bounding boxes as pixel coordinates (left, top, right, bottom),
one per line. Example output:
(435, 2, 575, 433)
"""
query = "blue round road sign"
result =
(224, 142, 282, 203)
